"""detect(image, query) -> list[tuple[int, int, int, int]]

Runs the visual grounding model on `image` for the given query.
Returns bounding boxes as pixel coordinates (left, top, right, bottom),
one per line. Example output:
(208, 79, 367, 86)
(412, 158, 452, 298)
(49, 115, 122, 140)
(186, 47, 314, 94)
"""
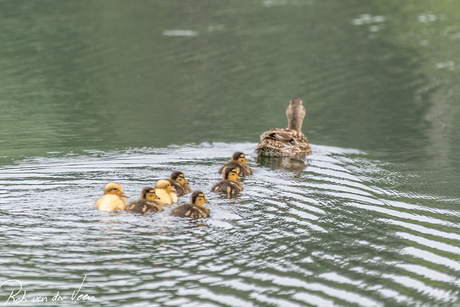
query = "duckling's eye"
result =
(113, 188, 118, 191)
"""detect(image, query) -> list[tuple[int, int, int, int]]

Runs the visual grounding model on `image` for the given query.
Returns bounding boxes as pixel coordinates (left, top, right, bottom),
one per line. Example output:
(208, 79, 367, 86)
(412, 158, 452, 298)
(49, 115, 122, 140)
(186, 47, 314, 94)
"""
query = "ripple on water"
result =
(0, 143, 459, 306)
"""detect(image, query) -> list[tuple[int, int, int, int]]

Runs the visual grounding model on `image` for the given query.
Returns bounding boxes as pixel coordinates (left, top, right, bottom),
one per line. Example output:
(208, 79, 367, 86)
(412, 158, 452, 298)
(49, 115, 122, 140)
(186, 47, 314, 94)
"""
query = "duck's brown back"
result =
(255, 128, 311, 157)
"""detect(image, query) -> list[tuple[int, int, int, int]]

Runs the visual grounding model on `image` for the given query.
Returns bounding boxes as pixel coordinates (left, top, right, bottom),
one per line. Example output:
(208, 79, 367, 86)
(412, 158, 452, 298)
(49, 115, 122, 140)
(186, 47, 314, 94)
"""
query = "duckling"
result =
(154, 179, 178, 206)
(219, 161, 242, 177)
(211, 167, 243, 196)
(170, 191, 210, 218)
(95, 182, 130, 211)
(255, 97, 312, 157)
(168, 171, 192, 197)
(126, 187, 163, 215)
(218, 152, 252, 176)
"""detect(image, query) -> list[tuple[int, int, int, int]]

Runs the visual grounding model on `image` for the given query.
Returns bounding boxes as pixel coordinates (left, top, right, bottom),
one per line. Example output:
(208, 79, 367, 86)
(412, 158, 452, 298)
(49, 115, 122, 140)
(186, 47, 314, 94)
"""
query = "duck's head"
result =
(141, 187, 160, 201)
(155, 179, 176, 193)
(170, 171, 188, 186)
(290, 97, 303, 106)
(224, 167, 240, 181)
(191, 191, 209, 207)
(287, 97, 305, 133)
(232, 152, 247, 165)
(103, 182, 130, 198)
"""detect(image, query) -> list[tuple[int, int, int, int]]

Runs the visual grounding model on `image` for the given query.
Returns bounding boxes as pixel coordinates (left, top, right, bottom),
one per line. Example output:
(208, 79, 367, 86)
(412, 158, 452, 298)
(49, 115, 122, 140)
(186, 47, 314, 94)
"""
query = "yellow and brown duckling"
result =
(154, 179, 178, 206)
(168, 171, 192, 197)
(126, 187, 163, 215)
(255, 97, 312, 157)
(170, 191, 210, 218)
(95, 182, 130, 211)
(218, 152, 252, 176)
(211, 167, 243, 196)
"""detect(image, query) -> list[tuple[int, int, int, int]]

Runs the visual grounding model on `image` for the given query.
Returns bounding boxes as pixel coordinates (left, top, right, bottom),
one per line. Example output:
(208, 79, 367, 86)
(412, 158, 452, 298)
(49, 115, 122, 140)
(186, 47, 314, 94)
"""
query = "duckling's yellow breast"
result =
(170, 190, 178, 204)
(95, 194, 127, 211)
(155, 189, 173, 206)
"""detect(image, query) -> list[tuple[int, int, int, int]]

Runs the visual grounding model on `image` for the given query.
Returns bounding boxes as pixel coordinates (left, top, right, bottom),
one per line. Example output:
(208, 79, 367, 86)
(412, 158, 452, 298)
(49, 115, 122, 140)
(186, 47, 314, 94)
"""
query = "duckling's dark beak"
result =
(204, 199, 209, 203)
(120, 192, 130, 198)
(156, 195, 160, 200)
(184, 180, 189, 185)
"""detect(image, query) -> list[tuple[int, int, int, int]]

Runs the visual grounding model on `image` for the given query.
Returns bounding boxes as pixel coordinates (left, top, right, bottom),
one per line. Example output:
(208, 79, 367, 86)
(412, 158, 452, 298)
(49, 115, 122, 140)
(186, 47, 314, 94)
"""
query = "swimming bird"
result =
(126, 187, 162, 214)
(211, 167, 243, 196)
(255, 97, 312, 157)
(168, 171, 192, 197)
(218, 152, 252, 176)
(95, 182, 130, 211)
(170, 191, 210, 218)
(154, 179, 178, 206)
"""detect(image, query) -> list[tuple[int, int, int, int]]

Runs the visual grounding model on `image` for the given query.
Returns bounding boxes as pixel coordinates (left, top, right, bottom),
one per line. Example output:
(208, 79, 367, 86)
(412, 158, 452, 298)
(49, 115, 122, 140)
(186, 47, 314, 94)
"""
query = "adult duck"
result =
(255, 97, 311, 157)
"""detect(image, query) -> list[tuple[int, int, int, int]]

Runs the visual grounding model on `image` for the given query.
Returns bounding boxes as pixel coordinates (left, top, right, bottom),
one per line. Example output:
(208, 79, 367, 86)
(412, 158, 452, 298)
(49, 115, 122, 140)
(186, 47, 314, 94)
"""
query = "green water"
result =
(1, 0, 458, 156)
(0, 1, 459, 306)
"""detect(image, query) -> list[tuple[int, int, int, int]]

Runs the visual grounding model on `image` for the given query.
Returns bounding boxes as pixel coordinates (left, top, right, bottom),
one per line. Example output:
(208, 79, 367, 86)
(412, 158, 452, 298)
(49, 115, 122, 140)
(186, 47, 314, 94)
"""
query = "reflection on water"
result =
(1, 143, 459, 306)
(256, 155, 308, 174)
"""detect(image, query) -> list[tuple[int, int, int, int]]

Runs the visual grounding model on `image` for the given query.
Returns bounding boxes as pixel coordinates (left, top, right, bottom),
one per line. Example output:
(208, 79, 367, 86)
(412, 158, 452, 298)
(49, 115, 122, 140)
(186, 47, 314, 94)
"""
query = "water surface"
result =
(1, 143, 459, 306)
(1, 0, 460, 306)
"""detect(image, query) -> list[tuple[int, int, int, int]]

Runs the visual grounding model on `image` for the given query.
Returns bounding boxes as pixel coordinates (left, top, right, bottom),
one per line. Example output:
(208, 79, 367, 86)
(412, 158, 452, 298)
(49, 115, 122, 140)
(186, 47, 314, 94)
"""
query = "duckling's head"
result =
(141, 187, 160, 201)
(155, 179, 175, 193)
(224, 168, 240, 181)
(170, 171, 188, 185)
(191, 191, 209, 207)
(222, 162, 241, 177)
(103, 182, 130, 198)
(232, 152, 247, 165)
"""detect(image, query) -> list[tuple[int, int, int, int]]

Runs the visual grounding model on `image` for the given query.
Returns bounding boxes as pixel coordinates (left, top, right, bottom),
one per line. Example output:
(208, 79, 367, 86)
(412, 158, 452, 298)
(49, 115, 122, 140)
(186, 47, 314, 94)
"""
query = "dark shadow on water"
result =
(255, 155, 308, 174)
